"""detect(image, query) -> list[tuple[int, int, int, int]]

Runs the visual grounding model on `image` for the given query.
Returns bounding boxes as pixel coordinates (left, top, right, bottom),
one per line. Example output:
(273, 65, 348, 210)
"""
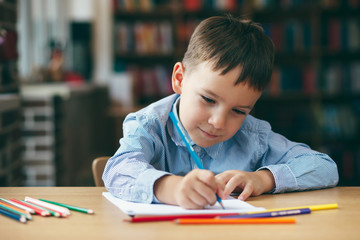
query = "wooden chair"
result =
(92, 156, 110, 187)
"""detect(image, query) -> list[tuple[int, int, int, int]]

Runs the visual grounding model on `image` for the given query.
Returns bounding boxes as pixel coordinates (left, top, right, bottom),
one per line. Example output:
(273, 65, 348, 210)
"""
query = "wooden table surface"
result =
(0, 187, 359, 240)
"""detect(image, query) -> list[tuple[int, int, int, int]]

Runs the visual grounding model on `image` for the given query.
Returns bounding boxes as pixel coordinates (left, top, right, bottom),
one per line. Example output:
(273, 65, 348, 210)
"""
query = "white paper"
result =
(103, 192, 265, 216)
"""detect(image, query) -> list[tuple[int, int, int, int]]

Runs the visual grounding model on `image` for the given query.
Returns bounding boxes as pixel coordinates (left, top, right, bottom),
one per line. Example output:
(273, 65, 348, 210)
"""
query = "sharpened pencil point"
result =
(20, 215, 27, 223)
(219, 201, 225, 210)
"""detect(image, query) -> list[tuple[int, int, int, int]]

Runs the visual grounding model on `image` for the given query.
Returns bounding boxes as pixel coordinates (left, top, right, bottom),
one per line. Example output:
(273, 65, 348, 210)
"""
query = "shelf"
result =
(321, 51, 360, 61)
(115, 54, 175, 62)
(321, 8, 360, 17)
(114, 10, 176, 20)
(252, 7, 318, 21)
(260, 92, 360, 101)
(274, 53, 317, 65)
(0, 94, 20, 112)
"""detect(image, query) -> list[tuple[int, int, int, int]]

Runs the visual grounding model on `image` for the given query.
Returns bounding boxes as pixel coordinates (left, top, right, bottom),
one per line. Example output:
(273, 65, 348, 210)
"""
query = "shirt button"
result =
(141, 192, 148, 201)
(194, 146, 200, 153)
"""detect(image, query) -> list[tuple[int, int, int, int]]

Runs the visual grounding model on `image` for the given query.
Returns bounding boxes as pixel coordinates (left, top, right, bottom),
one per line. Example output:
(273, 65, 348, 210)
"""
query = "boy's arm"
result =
(102, 114, 170, 204)
(258, 131, 339, 193)
(103, 150, 170, 203)
(154, 175, 182, 205)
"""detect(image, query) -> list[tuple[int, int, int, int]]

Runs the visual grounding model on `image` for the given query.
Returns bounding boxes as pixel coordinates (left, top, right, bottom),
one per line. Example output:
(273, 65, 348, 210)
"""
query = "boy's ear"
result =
(172, 62, 185, 94)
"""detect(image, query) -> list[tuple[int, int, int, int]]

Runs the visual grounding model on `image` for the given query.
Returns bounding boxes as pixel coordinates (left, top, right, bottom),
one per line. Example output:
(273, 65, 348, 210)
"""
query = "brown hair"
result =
(182, 15, 275, 91)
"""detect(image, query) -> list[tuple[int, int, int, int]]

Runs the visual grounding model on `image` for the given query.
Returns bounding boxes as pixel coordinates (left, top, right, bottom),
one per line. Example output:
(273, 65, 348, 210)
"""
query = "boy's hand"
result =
(215, 170, 275, 201)
(154, 169, 222, 209)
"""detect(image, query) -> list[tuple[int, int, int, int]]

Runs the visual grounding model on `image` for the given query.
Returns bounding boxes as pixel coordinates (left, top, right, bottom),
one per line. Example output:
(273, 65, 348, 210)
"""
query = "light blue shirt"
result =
(103, 94, 339, 203)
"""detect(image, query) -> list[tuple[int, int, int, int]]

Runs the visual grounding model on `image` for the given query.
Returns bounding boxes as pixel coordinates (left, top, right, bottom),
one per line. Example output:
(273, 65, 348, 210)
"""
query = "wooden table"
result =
(0, 187, 359, 240)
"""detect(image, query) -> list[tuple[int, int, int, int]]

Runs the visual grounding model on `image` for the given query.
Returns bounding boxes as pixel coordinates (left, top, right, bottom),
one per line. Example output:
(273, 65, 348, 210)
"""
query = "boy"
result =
(103, 15, 338, 209)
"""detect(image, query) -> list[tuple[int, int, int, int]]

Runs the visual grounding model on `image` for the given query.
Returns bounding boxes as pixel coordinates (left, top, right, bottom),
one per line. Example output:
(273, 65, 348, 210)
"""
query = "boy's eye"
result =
(233, 109, 246, 115)
(202, 96, 215, 104)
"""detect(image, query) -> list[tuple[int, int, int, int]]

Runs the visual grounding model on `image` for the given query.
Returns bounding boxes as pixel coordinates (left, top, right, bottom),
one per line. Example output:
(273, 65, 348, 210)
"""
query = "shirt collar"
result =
(168, 96, 194, 147)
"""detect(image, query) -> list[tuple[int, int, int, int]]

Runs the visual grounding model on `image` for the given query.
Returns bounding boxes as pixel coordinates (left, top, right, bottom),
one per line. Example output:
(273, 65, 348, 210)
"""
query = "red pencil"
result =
(10, 199, 50, 217)
(126, 213, 238, 223)
(25, 197, 70, 217)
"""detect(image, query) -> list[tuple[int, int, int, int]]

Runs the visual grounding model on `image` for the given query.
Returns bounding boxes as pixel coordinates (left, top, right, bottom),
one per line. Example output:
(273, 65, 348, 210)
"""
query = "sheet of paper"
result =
(103, 192, 265, 216)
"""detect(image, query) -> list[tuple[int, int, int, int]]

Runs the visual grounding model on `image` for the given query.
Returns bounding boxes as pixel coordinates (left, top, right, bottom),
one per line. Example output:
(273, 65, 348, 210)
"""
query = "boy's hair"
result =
(182, 15, 275, 91)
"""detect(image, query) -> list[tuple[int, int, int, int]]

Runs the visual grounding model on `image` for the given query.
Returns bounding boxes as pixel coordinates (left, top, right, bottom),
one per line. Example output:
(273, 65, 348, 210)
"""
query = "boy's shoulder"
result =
(240, 114, 272, 134)
(126, 94, 178, 127)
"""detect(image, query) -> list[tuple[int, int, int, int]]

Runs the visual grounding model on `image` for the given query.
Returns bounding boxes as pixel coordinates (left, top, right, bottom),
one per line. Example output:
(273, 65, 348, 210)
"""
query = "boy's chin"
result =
(194, 139, 219, 148)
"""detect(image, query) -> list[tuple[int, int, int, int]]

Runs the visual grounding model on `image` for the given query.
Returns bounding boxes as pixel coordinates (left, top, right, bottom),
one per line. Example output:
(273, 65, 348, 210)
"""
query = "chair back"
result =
(92, 156, 110, 186)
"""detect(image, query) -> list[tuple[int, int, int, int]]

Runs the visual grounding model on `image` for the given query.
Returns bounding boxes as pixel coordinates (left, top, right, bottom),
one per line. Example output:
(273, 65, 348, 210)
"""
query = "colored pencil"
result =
(39, 199, 94, 214)
(22, 200, 61, 217)
(248, 203, 338, 214)
(0, 199, 31, 215)
(0, 207, 27, 223)
(25, 197, 70, 217)
(174, 217, 296, 224)
(0, 200, 32, 220)
(127, 213, 238, 223)
(169, 111, 224, 209)
(2, 198, 35, 214)
(10, 199, 50, 217)
(219, 208, 311, 219)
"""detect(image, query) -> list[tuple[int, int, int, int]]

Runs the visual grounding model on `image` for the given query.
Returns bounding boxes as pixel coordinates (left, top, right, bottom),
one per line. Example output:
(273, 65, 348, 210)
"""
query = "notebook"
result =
(103, 192, 265, 216)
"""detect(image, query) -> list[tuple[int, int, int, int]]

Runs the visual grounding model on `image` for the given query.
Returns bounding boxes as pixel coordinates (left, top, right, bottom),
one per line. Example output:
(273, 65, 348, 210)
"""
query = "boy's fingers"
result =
(192, 179, 217, 205)
(223, 175, 245, 197)
(238, 184, 252, 201)
(197, 170, 217, 189)
(179, 195, 203, 209)
(215, 171, 236, 185)
(186, 192, 208, 208)
(216, 188, 225, 199)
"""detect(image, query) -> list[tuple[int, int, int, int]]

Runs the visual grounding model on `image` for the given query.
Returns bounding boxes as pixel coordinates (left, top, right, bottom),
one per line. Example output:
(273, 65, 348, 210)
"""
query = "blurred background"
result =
(0, 0, 359, 187)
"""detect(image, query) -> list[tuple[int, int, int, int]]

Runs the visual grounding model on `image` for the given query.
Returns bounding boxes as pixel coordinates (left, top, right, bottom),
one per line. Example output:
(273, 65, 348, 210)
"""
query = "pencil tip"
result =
(88, 209, 94, 214)
(20, 216, 27, 223)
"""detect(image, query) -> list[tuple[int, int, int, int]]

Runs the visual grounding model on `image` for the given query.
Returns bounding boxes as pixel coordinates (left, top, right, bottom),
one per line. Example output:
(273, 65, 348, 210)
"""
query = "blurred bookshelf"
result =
(0, 0, 24, 186)
(111, 0, 360, 186)
(251, 0, 360, 186)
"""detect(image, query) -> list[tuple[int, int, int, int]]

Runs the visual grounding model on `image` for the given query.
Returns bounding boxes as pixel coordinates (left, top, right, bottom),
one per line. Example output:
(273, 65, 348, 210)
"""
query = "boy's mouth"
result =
(199, 128, 219, 138)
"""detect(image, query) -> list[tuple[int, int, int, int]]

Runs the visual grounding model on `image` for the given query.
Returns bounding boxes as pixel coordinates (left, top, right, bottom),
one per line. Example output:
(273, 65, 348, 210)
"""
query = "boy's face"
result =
(172, 61, 262, 148)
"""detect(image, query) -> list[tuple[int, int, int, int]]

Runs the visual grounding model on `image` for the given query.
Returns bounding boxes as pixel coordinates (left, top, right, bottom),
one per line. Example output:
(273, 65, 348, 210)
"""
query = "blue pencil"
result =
(219, 208, 311, 219)
(0, 206, 27, 223)
(169, 111, 225, 209)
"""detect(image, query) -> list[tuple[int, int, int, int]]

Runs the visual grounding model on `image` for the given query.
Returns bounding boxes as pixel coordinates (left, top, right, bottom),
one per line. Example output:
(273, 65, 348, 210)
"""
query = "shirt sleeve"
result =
(102, 113, 170, 204)
(257, 130, 339, 193)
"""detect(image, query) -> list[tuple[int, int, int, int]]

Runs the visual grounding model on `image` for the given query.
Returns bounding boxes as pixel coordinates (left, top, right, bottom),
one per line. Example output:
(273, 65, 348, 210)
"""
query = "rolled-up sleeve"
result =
(258, 131, 339, 193)
(102, 114, 169, 203)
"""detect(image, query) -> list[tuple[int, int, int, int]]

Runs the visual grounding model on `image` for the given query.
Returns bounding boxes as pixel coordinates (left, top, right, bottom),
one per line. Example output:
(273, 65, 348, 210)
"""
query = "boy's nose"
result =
(208, 113, 226, 129)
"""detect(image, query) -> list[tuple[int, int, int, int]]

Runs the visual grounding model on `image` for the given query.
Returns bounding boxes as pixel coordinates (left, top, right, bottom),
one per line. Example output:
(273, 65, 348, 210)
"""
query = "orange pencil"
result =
(0, 200, 32, 220)
(2, 198, 35, 214)
(174, 217, 296, 224)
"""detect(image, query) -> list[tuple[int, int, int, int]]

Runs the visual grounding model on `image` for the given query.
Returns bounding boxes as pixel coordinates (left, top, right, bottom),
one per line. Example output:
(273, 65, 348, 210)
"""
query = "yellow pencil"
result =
(248, 203, 338, 214)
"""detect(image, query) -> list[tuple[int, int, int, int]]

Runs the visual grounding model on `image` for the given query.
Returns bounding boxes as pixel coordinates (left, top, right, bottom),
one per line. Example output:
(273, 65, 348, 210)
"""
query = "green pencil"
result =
(39, 199, 94, 214)
(21, 200, 60, 217)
